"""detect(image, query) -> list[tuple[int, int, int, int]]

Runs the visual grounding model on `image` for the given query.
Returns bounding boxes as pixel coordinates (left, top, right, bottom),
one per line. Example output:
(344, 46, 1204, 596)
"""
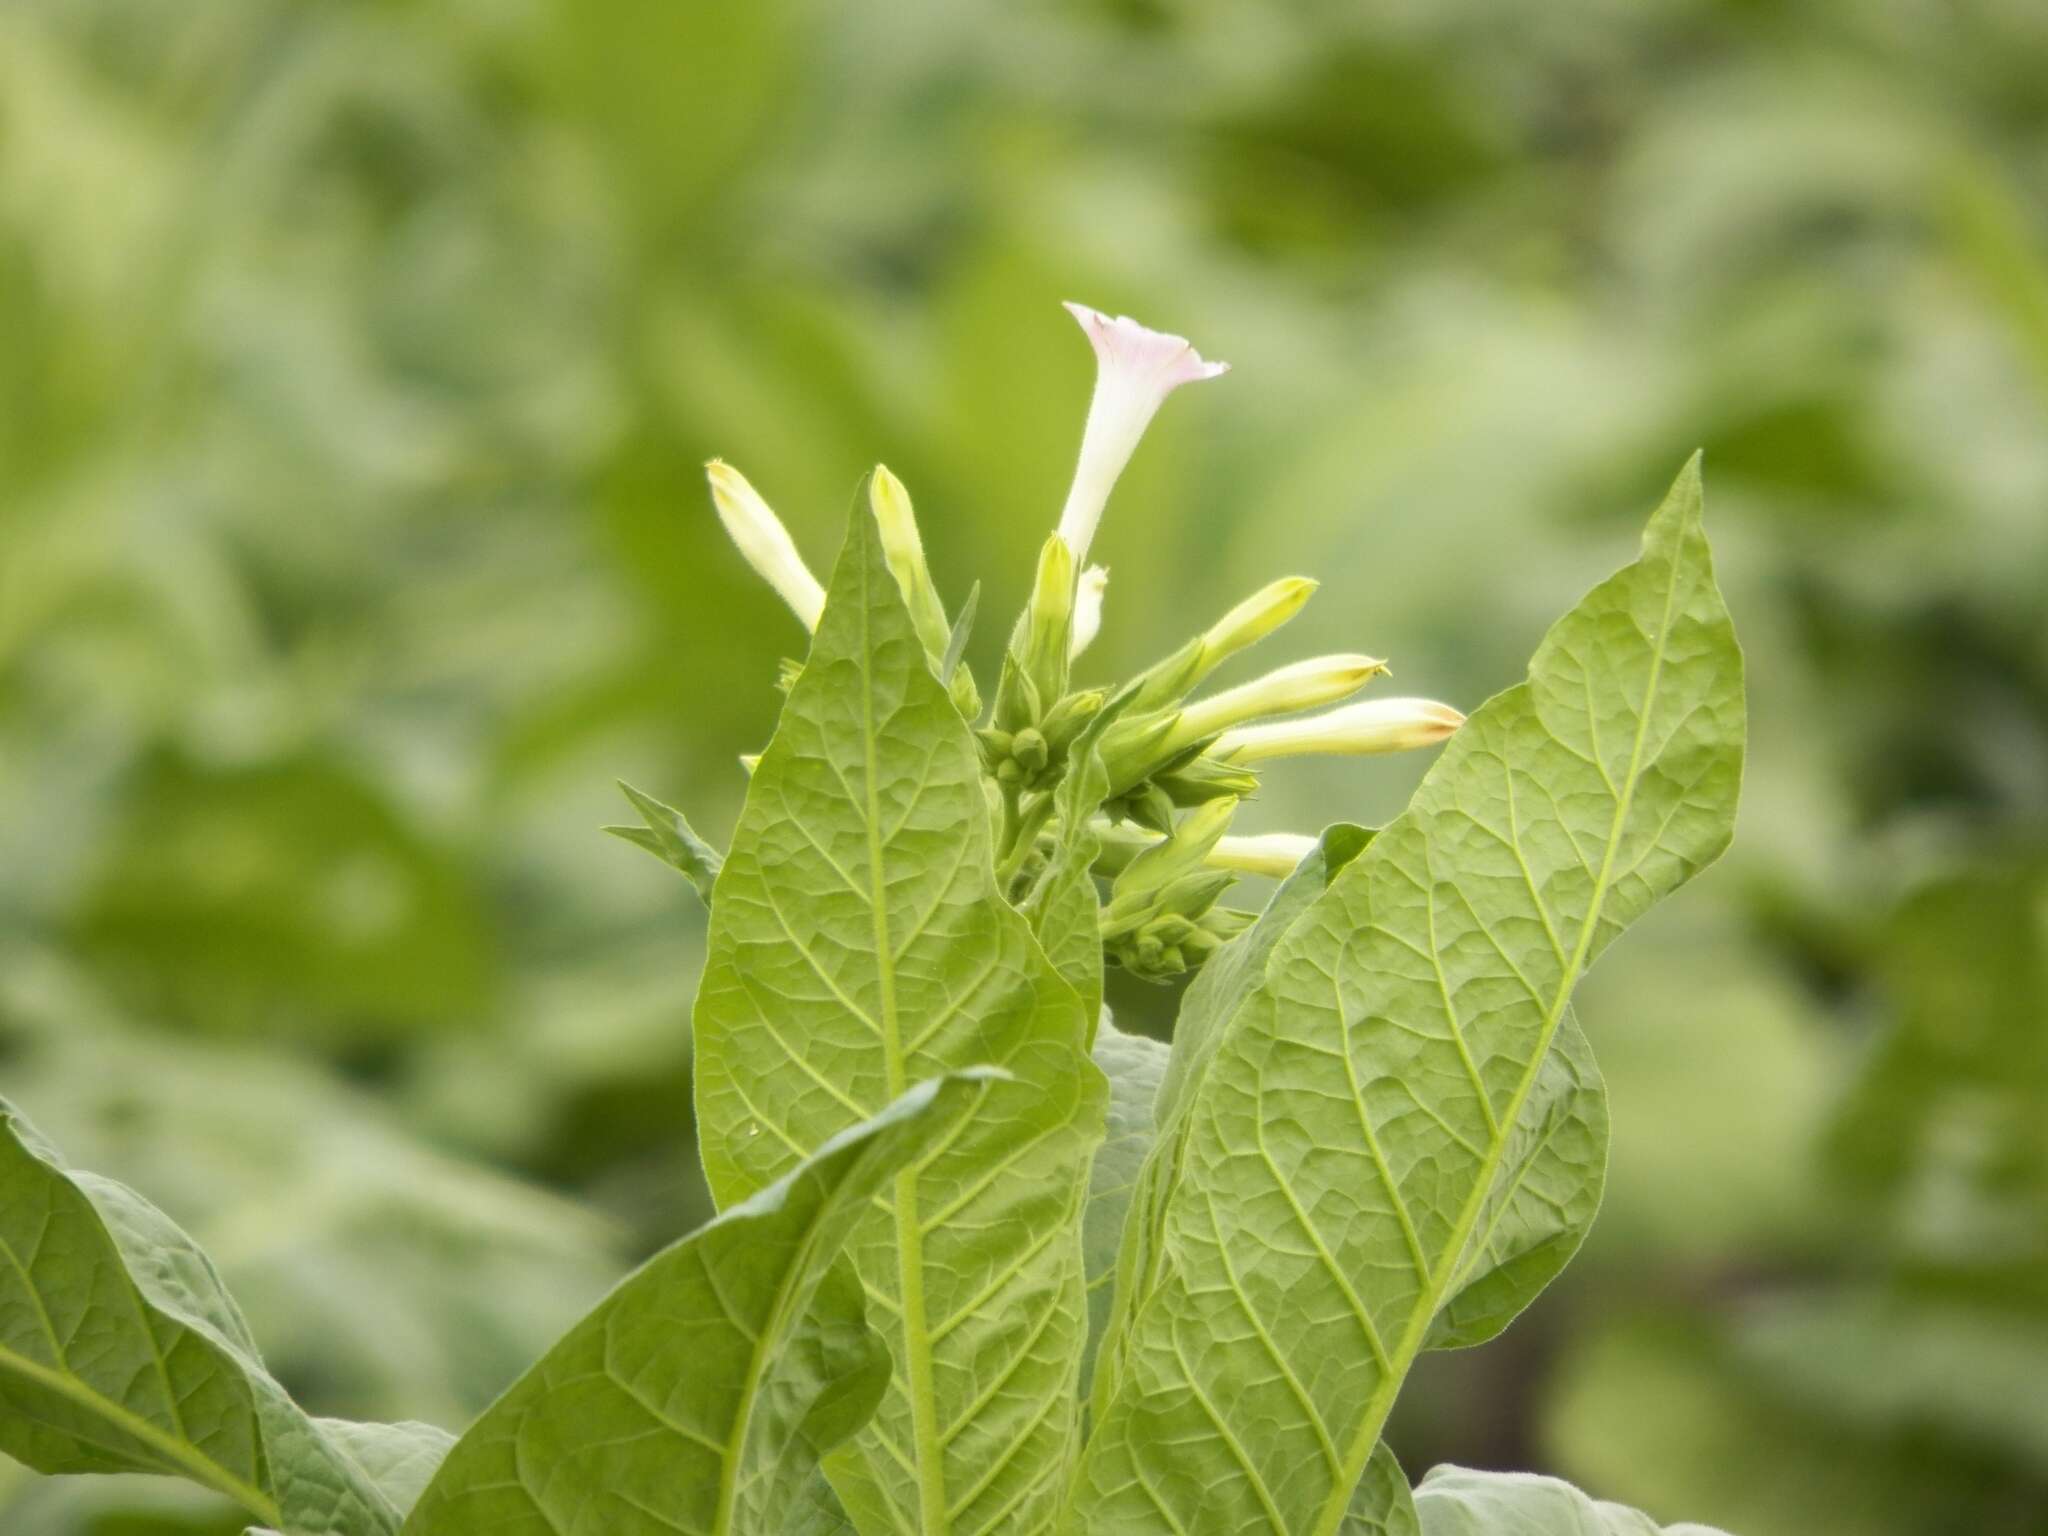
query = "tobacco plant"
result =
(0, 303, 1746, 1534)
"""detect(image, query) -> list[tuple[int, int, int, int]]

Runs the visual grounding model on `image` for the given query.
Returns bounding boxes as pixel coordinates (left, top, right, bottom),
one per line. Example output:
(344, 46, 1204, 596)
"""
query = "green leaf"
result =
(0, 1101, 432, 1535)
(318, 1422, 456, 1515)
(787, 1469, 862, 1536)
(1090, 824, 1371, 1421)
(402, 1073, 984, 1536)
(1073, 458, 1744, 1533)
(691, 484, 1105, 1536)
(1081, 1015, 1168, 1394)
(606, 780, 725, 903)
(1412, 1465, 1731, 1535)
(1424, 1010, 1607, 1351)
(940, 581, 980, 690)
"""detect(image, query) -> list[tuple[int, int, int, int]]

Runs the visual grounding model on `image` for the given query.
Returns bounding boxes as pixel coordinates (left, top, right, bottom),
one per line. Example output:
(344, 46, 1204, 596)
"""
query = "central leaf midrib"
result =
(1308, 542, 1687, 1536)
(853, 542, 951, 1533)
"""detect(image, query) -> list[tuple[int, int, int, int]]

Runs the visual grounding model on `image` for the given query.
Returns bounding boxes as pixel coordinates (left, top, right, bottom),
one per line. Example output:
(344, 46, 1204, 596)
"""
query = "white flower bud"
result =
(1071, 566, 1109, 660)
(705, 460, 825, 630)
(1207, 832, 1320, 877)
(1167, 654, 1388, 752)
(1212, 696, 1465, 763)
(1055, 303, 1228, 566)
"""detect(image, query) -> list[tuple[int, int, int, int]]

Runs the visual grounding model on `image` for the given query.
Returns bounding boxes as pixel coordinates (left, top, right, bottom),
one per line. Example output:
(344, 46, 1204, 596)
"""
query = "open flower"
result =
(1212, 696, 1465, 762)
(1071, 566, 1109, 659)
(1055, 303, 1228, 565)
(705, 461, 826, 630)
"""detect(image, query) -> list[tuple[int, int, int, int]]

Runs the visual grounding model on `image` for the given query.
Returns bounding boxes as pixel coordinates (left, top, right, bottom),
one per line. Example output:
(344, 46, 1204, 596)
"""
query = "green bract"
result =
(0, 435, 1745, 1534)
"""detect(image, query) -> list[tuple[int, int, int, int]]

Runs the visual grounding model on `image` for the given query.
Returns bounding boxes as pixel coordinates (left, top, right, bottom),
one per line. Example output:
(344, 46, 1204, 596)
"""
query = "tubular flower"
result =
(1212, 696, 1466, 763)
(1054, 302, 1229, 565)
(1200, 577, 1318, 670)
(1071, 567, 1109, 660)
(1093, 823, 1319, 879)
(704, 460, 826, 630)
(1206, 831, 1320, 877)
(1165, 653, 1388, 753)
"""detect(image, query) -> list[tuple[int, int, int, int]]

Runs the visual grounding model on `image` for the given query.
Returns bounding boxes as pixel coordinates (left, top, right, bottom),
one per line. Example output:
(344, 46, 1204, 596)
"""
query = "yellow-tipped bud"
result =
(1199, 577, 1318, 670)
(1212, 696, 1465, 763)
(705, 461, 825, 630)
(1168, 653, 1388, 752)
(870, 466, 949, 655)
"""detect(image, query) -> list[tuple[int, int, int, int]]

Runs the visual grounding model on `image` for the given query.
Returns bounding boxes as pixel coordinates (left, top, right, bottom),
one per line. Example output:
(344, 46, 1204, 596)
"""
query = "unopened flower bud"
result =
(1025, 536, 1075, 679)
(1206, 832, 1319, 877)
(1041, 689, 1107, 754)
(871, 467, 982, 718)
(1166, 654, 1389, 754)
(705, 461, 826, 630)
(1011, 727, 1050, 774)
(1199, 577, 1318, 672)
(1155, 755, 1262, 807)
(1212, 696, 1465, 763)
(1127, 636, 1207, 714)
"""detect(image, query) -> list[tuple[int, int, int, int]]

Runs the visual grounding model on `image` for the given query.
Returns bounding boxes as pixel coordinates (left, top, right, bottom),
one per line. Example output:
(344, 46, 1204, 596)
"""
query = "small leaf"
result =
(402, 1073, 987, 1536)
(941, 580, 980, 688)
(606, 780, 724, 903)
(1413, 1465, 1732, 1535)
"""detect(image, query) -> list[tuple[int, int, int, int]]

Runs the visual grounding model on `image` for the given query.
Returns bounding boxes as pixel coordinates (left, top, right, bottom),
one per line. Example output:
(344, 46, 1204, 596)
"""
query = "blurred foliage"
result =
(3, 0, 2046, 1531)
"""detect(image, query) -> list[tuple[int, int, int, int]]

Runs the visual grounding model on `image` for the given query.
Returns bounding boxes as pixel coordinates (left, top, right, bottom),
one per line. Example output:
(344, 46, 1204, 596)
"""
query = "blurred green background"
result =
(4, 1, 2046, 1531)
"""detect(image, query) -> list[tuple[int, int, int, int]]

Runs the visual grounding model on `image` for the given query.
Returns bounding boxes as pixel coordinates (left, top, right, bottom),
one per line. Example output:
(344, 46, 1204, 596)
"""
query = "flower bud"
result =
(1041, 689, 1107, 755)
(1206, 832, 1319, 877)
(1011, 727, 1050, 774)
(1154, 755, 1262, 807)
(705, 460, 826, 630)
(871, 466, 982, 718)
(1199, 577, 1318, 672)
(1127, 636, 1207, 714)
(1070, 566, 1109, 660)
(1166, 654, 1388, 754)
(1104, 796, 1239, 932)
(1211, 696, 1465, 763)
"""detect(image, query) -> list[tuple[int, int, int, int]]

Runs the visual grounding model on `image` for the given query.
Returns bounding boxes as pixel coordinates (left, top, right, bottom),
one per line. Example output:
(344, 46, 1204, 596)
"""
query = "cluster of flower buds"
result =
(701, 301, 1467, 983)
(1094, 799, 1255, 980)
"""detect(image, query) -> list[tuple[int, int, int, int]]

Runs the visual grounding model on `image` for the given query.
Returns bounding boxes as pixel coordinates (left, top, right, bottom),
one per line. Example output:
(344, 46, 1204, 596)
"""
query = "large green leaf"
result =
(1412, 1465, 1730, 1535)
(1090, 824, 1371, 1421)
(0, 1101, 442, 1536)
(691, 486, 1105, 1536)
(1073, 459, 1743, 1533)
(402, 1073, 984, 1536)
